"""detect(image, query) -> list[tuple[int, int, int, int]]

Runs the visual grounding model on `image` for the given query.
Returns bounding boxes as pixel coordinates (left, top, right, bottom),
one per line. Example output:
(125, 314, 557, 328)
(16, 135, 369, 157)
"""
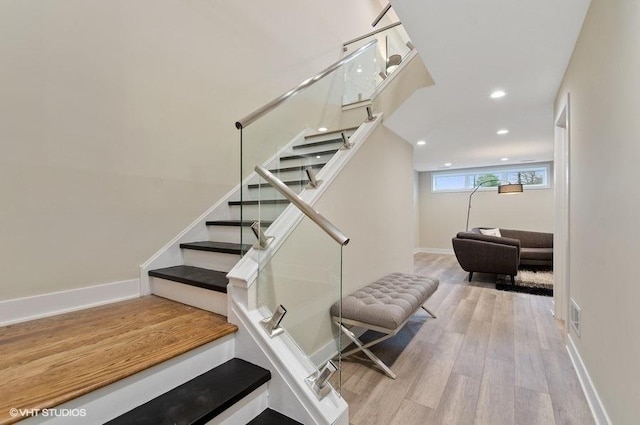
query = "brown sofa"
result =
(452, 228, 553, 283)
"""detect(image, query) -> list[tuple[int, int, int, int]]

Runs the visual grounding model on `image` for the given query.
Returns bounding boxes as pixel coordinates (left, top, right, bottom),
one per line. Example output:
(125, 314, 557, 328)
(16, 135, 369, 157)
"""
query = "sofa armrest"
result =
(452, 238, 520, 276)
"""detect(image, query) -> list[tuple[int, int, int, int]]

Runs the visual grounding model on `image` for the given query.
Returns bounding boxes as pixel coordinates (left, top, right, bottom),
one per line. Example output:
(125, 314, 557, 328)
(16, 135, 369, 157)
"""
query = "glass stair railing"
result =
(342, 22, 415, 107)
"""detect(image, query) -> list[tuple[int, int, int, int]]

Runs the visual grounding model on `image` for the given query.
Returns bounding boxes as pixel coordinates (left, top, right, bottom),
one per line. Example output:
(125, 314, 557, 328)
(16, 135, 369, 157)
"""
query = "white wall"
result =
(0, 1, 383, 300)
(318, 124, 415, 291)
(417, 167, 554, 251)
(555, 0, 640, 423)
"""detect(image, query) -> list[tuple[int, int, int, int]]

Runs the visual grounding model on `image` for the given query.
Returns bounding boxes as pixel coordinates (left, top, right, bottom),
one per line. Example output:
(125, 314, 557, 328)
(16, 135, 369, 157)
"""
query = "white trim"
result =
(0, 279, 139, 327)
(414, 247, 454, 255)
(566, 334, 612, 425)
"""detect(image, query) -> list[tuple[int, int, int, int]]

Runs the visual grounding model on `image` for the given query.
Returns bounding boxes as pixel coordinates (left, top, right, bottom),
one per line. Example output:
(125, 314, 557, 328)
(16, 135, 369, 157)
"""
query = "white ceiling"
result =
(387, 0, 591, 171)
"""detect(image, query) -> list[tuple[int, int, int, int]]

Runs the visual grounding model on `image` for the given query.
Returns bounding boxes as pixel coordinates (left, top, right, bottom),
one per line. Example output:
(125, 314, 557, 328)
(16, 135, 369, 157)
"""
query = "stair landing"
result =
(0, 296, 237, 424)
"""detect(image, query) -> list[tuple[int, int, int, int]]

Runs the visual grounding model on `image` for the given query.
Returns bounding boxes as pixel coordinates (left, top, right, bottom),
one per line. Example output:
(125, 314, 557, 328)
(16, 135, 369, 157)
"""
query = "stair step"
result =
(248, 408, 303, 425)
(206, 220, 274, 227)
(247, 180, 307, 189)
(228, 199, 290, 206)
(180, 241, 251, 255)
(268, 163, 326, 174)
(106, 358, 271, 425)
(148, 265, 228, 293)
(293, 137, 343, 150)
(279, 148, 338, 161)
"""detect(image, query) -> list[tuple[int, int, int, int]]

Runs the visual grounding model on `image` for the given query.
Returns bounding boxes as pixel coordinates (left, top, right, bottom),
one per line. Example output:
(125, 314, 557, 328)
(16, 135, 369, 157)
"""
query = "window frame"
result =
(431, 163, 551, 193)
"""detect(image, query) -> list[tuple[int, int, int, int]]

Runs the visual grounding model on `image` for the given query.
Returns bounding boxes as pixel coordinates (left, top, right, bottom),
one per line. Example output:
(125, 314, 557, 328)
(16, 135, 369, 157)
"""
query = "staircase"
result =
(124, 128, 355, 424)
(145, 128, 355, 317)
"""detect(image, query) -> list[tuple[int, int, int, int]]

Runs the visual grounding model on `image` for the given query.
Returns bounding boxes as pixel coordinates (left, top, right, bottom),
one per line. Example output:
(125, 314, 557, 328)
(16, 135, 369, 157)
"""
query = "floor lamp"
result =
(466, 181, 523, 231)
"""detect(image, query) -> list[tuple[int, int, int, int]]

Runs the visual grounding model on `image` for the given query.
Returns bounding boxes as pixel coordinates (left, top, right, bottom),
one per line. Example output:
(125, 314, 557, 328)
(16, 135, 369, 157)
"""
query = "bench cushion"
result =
(331, 272, 439, 330)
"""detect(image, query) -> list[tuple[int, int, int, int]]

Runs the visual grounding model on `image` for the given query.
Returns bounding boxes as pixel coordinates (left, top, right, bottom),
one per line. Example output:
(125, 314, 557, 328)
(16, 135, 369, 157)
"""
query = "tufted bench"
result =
(330, 272, 439, 379)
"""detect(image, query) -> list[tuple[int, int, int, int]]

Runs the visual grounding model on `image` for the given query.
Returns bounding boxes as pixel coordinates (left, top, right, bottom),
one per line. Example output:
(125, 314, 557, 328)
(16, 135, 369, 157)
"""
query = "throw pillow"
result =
(479, 228, 502, 237)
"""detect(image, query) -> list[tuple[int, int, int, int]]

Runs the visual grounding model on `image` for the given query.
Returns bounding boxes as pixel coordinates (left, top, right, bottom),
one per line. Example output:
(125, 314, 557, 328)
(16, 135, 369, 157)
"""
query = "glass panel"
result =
(343, 23, 413, 105)
(256, 215, 344, 394)
(238, 41, 377, 253)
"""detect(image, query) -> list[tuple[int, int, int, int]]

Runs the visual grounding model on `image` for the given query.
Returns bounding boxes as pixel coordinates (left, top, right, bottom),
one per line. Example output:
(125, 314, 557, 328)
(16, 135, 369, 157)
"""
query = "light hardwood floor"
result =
(340, 253, 594, 425)
(0, 296, 237, 425)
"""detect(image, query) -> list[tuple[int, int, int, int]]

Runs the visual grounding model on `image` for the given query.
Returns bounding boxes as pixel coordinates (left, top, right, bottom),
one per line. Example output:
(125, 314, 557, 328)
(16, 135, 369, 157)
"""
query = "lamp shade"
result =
(498, 183, 524, 194)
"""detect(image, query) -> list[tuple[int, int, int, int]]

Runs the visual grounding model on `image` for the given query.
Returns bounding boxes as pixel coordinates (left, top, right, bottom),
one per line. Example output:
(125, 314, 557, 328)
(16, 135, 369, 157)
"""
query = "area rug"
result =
(496, 269, 553, 296)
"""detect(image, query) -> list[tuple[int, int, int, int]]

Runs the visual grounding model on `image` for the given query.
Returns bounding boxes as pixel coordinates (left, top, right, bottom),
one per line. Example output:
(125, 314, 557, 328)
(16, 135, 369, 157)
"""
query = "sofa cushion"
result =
(520, 247, 553, 261)
(479, 228, 502, 237)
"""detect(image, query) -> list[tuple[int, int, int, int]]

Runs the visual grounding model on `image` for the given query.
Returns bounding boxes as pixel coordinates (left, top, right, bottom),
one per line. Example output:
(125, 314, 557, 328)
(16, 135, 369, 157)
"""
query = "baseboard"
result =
(0, 279, 140, 326)
(414, 247, 454, 255)
(566, 334, 612, 425)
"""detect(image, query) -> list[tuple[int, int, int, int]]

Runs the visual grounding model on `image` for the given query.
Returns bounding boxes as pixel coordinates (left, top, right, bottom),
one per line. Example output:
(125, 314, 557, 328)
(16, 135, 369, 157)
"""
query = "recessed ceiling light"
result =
(497, 129, 509, 135)
(490, 90, 506, 99)
(316, 155, 321, 159)
(318, 127, 327, 132)
(444, 162, 452, 167)
(416, 140, 426, 146)
(501, 157, 509, 161)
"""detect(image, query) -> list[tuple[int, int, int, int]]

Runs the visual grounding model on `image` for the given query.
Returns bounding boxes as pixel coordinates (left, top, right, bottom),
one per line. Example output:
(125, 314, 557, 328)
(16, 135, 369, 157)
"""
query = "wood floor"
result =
(0, 296, 237, 425)
(341, 253, 594, 425)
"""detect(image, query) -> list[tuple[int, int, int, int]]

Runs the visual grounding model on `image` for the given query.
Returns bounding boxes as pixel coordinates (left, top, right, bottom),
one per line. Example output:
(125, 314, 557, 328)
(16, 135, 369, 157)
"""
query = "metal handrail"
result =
(343, 22, 402, 47)
(371, 3, 392, 28)
(235, 39, 377, 130)
(254, 165, 349, 246)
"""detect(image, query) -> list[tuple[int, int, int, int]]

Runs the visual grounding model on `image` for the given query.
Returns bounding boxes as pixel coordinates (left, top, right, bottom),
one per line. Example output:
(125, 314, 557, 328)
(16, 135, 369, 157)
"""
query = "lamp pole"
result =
(465, 180, 498, 231)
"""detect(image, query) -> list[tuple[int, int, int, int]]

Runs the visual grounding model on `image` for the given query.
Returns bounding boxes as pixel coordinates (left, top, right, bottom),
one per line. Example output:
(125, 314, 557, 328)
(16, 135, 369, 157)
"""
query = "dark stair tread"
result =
(228, 199, 290, 206)
(206, 220, 274, 227)
(106, 358, 271, 425)
(248, 180, 307, 189)
(180, 241, 251, 255)
(148, 265, 228, 293)
(267, 163, 326, 173)
(248, 409, 303, 425)
(279, 148, 338, 161)
(292, 137, 343, 150)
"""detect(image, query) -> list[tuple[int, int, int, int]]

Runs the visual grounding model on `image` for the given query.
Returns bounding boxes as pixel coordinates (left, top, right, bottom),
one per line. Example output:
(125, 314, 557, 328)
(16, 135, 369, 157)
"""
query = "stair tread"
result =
(292, 137, 343, 150)
(279, 148, 338, 160)
(180, 241, 251, 254)
(248, 408, 303, 425)
(248, 180, 308, 189)
(206, 220, 274, 227)
(228, 199, 290, 206)
(149, 265, 229, 293)
(106, 358, 271, 425)
(268, 163, 326, 173)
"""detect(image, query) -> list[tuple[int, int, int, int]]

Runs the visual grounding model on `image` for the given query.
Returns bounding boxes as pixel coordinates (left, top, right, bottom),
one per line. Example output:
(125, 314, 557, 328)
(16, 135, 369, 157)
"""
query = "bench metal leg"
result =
(421, 305, 437, 318)
(337, 323, 397, 379)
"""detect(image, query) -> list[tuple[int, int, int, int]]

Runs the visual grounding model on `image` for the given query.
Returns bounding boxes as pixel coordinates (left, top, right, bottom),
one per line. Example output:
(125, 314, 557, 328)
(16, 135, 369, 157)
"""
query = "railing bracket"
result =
(339, 132, 353, 150)
(251, 221, 275, 250)
(305, 167, 323, 189)
(305, 360, 337, 400)
(260, 304, 287, 337)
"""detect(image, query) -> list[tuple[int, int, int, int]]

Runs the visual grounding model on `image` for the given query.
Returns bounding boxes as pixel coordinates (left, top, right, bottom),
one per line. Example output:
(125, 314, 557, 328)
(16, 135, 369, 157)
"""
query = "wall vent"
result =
(570, 298, 581, 337)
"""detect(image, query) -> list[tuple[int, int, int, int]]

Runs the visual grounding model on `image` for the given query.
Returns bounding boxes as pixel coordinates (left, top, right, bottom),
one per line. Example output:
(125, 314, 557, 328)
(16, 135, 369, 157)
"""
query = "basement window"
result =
(431, 164, 550, 193)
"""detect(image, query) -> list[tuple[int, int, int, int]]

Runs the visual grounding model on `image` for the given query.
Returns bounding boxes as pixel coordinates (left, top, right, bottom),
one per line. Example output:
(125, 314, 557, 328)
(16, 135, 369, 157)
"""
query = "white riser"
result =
(276, 154, 335, 168)
(23, 335, 235, 424)
(206, 383, 268, 425)
(182, 250, 241, 273)
(207, 226, 249, 244)
(261, 168, 313, 181)
(151, 277, 227, 316)
(291, 142, 343, 155)
(229, 203, 289, 220)
(245, 185, 304, 199)
(207, 225, 275, 245)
